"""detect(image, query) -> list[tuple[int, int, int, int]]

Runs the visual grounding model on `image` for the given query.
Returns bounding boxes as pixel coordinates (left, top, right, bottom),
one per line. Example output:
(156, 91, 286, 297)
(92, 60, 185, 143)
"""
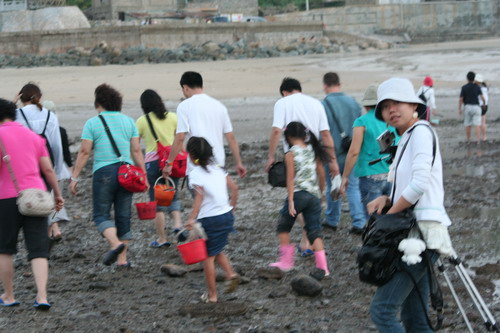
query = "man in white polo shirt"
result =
(266, 77, 339, 174)
(266, 77, 339, 255)
(163, 71, 246, 178)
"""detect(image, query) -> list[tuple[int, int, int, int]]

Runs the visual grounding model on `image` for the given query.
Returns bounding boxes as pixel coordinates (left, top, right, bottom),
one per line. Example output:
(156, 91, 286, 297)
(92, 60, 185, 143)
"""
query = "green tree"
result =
(67, 0, 92, 10)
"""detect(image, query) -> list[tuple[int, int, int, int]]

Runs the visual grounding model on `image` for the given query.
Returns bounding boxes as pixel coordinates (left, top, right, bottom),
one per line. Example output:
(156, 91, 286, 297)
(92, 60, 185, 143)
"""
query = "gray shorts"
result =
(464, 104, 481, 127)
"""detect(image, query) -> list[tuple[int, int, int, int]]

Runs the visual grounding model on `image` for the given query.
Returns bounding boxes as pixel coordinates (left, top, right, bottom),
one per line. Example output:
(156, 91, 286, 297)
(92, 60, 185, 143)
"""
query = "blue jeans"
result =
(359, 176, 391, 221)
(146, 160, 182, 213)
(92, 163, 133, 240)
(370, 251, 439, 333)
(324, 164, 366, 229)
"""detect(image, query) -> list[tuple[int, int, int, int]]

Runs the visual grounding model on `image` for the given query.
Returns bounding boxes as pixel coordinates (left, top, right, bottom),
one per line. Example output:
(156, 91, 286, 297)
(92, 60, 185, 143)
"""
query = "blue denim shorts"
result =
(146, 160, 182, 213)
(277, 190, 323, 244)
(199, 211, 234, 257)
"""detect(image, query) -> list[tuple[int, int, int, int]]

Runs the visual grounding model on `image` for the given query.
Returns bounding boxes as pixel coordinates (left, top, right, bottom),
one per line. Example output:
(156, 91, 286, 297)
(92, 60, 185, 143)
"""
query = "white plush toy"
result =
(398, 238, 426, 265)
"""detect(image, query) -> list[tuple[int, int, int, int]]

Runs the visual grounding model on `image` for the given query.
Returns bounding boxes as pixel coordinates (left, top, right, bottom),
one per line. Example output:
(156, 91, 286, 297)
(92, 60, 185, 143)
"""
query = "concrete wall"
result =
(90, 0, 257, 19)
(0, 22, 324, 55)
(187, 0, 259, 16)
(274, 0, 499, 35)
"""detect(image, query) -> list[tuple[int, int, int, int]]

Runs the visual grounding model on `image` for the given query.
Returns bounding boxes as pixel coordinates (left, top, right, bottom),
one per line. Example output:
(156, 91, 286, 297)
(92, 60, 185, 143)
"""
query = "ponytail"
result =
(140, 89, 167, 120)
(19, 83, 43, 111)
(187, 136, 214, 171)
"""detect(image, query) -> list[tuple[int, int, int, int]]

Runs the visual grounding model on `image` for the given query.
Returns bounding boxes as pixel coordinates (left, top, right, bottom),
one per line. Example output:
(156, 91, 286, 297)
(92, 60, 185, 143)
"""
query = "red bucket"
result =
(135, 201, 157, 220)
(177, 239, 208, 265)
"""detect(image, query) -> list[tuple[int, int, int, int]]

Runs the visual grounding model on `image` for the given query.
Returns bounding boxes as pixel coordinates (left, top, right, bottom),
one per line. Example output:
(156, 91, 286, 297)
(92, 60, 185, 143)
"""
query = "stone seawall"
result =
(0, 22, 324, 56)
(273, 0, 500, 38)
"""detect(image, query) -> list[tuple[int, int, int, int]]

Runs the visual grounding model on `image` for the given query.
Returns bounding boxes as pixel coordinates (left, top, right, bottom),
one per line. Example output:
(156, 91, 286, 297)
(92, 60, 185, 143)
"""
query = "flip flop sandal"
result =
(149, 240, 172, 248)
(102, 243, 126, 266)
(200, 293, 217, 304)
(296, 245, 314, 257)
(224, 275, 241, 294)
(0, 299, 20, 307)
(117, 261, 132, 269)
(33, 301, 51, 311)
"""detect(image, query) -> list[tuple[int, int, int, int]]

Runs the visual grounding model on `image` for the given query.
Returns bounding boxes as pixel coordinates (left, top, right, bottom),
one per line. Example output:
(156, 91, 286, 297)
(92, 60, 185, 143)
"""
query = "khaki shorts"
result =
(464, 104, 481, 127)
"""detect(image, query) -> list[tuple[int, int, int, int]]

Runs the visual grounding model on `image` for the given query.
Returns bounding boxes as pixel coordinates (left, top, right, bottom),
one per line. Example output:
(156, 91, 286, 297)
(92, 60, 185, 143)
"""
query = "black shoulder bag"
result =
(323, 99, 352, 153)
(20, 108, 55, 164)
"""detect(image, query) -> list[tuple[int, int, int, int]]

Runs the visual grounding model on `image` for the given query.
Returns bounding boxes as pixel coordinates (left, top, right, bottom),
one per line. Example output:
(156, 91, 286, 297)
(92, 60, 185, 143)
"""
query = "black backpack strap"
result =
(19, 108, 33, 130)
(145, 113, 159, 142)
(41, 110, 51, 136)
(98, 115, 121, 159)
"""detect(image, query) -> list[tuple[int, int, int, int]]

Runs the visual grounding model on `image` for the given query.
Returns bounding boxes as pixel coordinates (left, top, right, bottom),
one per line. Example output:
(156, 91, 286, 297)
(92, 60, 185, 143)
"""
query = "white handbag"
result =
(0, 137, 54, 217)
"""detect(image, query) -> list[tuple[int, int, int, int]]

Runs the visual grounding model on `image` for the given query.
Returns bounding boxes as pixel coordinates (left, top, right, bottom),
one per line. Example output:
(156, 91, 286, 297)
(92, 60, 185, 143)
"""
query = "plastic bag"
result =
(330, 174, 342, 200)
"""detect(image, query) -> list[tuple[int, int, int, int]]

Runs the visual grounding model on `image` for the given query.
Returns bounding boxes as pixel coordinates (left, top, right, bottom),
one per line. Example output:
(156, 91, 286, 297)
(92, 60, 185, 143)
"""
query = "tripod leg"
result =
(438, 259, 474, 333)
(449, 250, 499, 332)
(455, 262, 499, 332)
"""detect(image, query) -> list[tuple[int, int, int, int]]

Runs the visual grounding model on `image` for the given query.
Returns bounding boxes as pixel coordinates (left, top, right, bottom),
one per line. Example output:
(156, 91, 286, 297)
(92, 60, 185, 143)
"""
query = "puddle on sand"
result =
(444, 165, 485, 177)
(451, 207, 500, 220)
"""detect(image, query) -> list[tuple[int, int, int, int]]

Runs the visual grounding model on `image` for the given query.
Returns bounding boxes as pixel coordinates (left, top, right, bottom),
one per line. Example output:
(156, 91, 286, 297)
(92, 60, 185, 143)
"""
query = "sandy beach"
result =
(1, 38, 498, 141)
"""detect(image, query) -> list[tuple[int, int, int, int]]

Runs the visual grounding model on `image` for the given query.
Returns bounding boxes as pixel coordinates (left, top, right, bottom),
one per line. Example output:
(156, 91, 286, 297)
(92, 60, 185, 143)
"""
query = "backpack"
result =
(19, 108, 55, 164)
(418, 88, 430, 104)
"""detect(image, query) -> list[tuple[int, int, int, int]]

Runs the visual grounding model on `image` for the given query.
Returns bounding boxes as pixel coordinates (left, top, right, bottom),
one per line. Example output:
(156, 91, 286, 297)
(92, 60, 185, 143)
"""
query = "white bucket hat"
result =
(475, 74, 484, 83)
(375, 78, 427, 121)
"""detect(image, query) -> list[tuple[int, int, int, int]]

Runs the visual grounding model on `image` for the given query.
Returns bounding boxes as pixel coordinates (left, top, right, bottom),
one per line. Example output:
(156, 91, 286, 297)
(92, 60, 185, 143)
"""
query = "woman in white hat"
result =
(474, 74, 489, 142)
(366, 78, 453, 332)
(340, 84, 399, 222)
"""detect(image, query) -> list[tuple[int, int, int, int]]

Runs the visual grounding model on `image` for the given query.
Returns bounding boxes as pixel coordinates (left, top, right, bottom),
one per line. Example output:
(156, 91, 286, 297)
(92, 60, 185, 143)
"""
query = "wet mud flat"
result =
(2, 120, 499, 333)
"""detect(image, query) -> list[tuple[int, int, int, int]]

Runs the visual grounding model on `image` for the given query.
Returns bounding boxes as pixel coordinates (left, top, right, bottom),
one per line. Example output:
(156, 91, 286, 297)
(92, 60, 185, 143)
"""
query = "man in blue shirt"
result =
(322, 72, 365, 234)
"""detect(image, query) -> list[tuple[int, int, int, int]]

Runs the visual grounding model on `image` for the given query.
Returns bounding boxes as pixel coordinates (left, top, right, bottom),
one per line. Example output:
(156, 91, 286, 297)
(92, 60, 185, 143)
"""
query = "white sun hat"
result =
(375, 78, 427, 121)
(474, 74, 484, 83)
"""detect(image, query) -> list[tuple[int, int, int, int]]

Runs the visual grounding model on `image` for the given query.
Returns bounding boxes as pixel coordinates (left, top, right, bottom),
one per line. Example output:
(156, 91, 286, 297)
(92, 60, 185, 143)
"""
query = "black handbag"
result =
(357, 209, 416, 286)
(268, 161, 286, 187)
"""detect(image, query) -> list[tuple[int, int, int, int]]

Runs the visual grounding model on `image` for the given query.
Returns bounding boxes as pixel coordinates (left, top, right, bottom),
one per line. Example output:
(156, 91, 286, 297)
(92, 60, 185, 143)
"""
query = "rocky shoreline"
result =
(3, 122, 499, 332)
(0, 37, 390, 69)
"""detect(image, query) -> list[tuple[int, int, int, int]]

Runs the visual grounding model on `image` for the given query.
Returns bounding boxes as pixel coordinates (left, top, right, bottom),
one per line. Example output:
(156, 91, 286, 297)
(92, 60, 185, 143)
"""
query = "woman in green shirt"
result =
(340, 85, 398, 221)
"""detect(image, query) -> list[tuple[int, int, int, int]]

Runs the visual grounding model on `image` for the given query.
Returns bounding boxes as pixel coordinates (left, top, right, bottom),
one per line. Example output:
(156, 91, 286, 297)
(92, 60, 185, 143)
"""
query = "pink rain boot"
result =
(269, 244, 295, 271)
(314, 250, 330, 276)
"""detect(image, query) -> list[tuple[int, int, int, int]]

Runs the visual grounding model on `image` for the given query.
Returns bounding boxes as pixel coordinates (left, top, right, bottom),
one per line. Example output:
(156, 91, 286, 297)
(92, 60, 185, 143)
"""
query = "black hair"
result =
(0, 98, 17, 122)
(180, 71, 203, 89)
(19, 83, 43, 110)
(140, 89, 167, 120)
(94, 84, 122, 111)
(187, 136, 214, 171)
(323, 72, 340, 87)
(280, 77, 302, 96)
(466, 71, 475, 82)
(284, 122, 330, 164)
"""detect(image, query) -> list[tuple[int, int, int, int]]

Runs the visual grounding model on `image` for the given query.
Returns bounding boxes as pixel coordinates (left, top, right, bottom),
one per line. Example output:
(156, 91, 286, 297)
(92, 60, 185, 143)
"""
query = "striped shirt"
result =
(81, 111, 139, 173)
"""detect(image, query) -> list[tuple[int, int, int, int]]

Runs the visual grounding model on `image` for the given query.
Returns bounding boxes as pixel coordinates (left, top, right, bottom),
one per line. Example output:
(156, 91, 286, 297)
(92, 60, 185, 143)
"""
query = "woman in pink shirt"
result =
(0, 98, 64, 310)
